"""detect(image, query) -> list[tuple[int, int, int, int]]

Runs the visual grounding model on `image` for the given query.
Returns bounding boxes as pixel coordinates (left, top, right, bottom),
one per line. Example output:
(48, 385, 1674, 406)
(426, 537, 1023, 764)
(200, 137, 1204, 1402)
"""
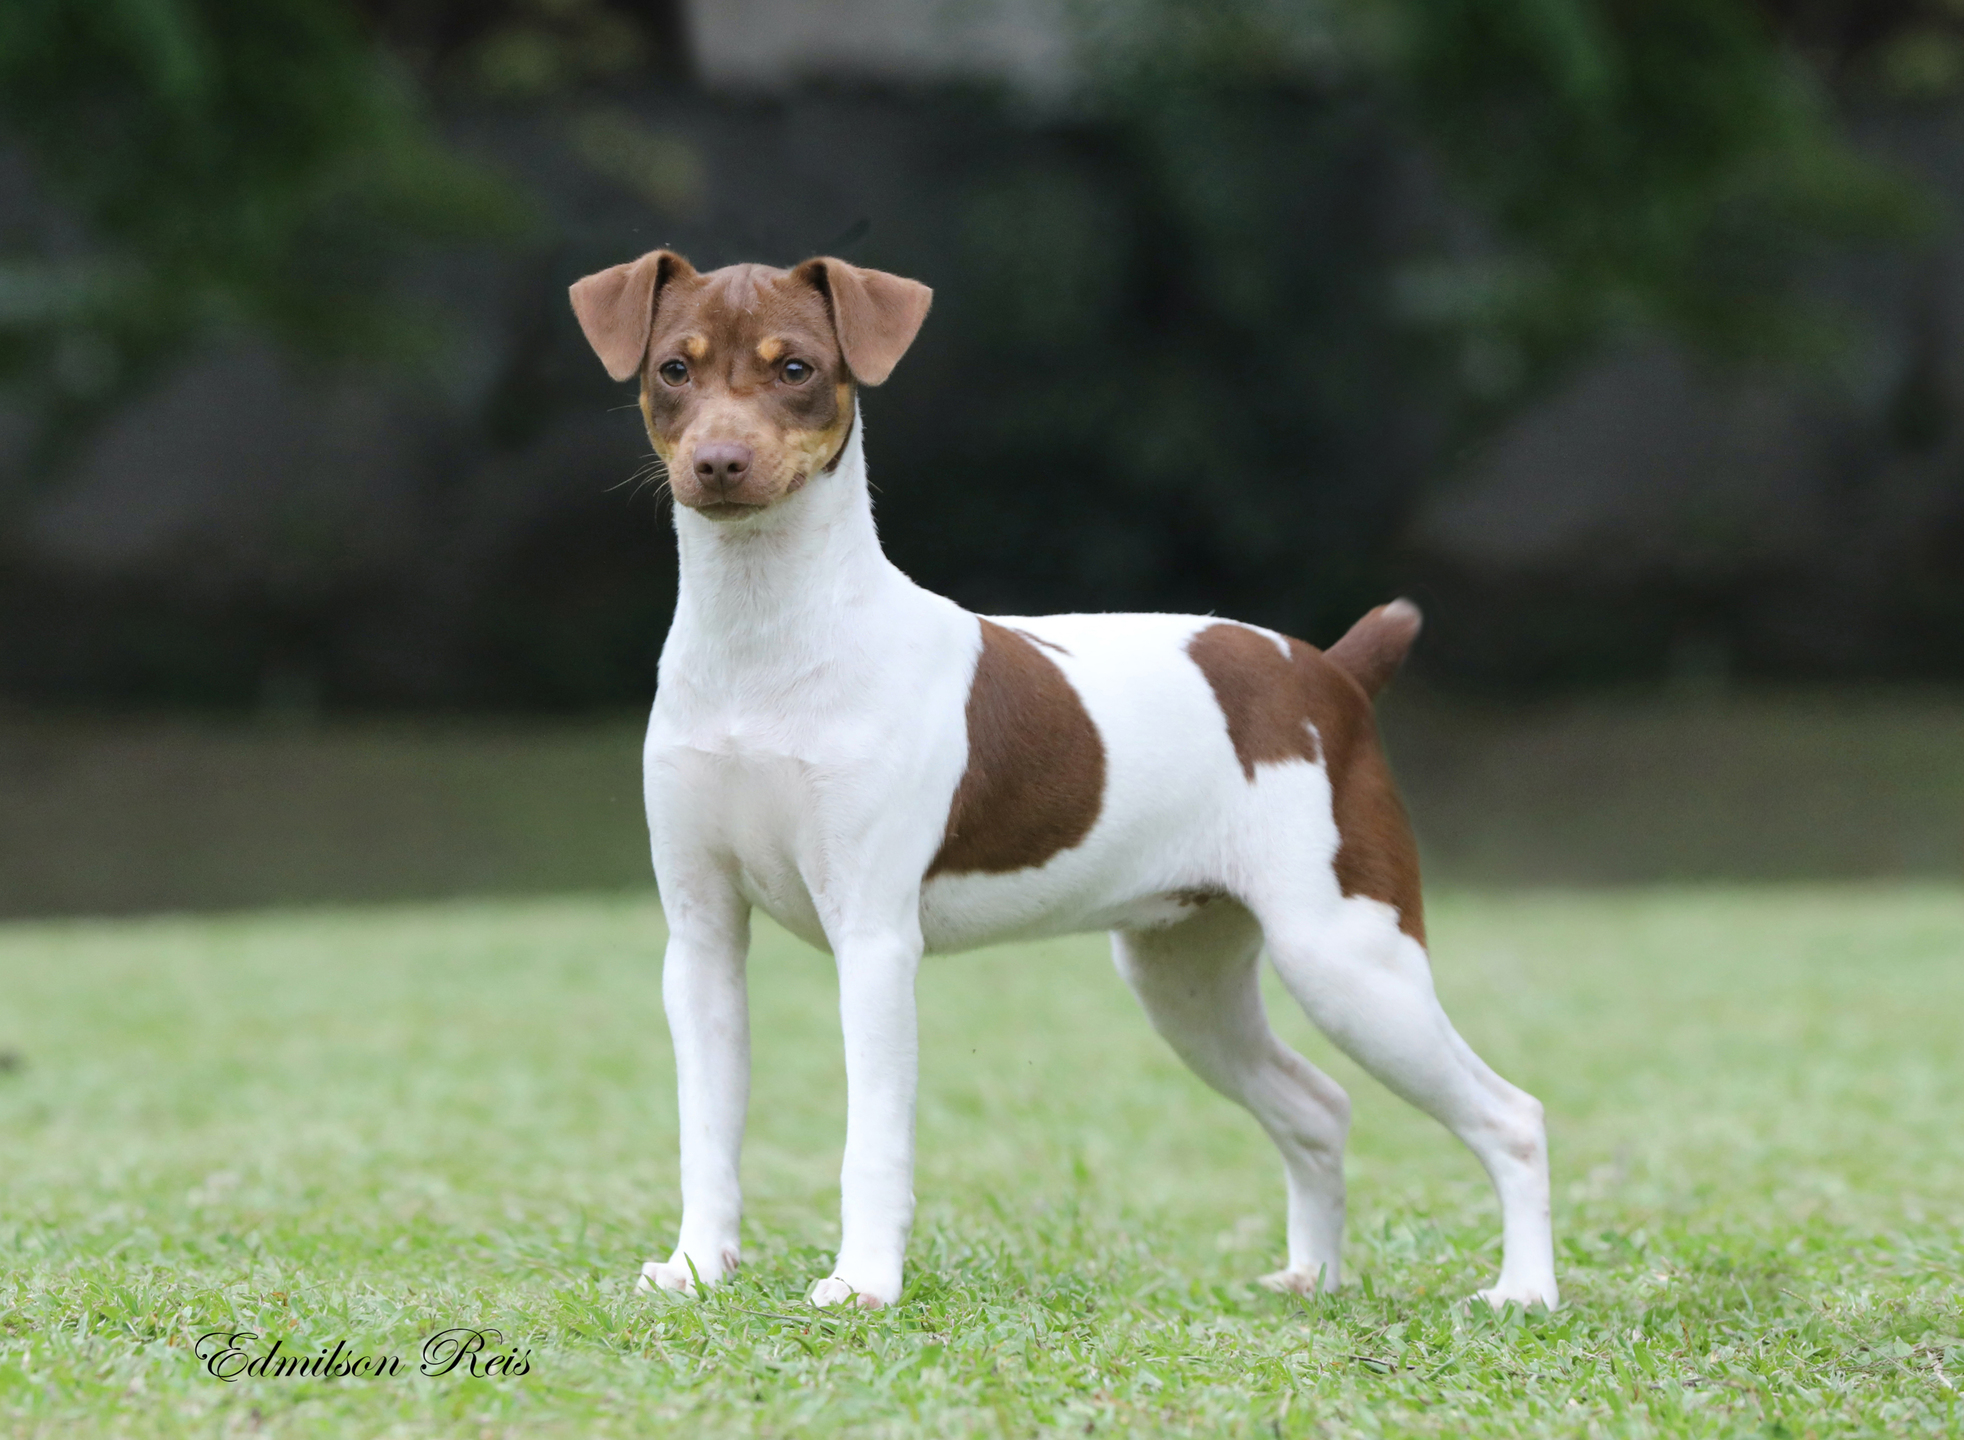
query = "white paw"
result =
(635, 1246, 740, 1296)
(637, 1260, 697, 1295)
(1257, 1264, 1337, 1296)
(810, 1275, 890, 1310)
(1477, 1280, 1560, 1311)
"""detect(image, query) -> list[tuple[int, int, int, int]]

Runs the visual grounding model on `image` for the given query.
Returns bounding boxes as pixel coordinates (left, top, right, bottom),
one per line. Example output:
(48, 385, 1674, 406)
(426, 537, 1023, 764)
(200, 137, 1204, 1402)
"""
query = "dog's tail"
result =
(1325, 598, 1422, 700)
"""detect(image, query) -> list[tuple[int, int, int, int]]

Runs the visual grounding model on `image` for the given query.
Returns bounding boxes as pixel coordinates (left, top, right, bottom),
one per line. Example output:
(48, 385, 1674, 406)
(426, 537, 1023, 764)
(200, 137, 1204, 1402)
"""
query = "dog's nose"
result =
(693, 443, 753, 493)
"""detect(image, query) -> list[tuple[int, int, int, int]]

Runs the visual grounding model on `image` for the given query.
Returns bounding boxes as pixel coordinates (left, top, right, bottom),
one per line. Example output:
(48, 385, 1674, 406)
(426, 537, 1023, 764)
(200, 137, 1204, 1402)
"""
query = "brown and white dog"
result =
(569, 251, 1558, 1311)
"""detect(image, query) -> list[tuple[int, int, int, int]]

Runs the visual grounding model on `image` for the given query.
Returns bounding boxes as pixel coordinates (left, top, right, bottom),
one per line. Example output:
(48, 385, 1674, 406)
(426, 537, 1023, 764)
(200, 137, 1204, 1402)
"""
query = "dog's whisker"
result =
(631, 466, 672, 502)
(610, 453, 672, 497)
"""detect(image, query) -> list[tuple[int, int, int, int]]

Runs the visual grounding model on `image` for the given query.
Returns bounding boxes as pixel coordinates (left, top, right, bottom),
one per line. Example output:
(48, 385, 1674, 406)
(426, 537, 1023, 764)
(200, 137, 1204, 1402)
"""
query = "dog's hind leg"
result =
(1112, 898, 1350, 1293)
(1251, 894, 1558, 1309)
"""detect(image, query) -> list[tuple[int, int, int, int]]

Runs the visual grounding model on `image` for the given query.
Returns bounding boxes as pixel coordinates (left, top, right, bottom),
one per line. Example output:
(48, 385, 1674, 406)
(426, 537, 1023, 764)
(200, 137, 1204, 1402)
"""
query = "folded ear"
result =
(792, 257, 933, 385)
(569, 250, 696, 382)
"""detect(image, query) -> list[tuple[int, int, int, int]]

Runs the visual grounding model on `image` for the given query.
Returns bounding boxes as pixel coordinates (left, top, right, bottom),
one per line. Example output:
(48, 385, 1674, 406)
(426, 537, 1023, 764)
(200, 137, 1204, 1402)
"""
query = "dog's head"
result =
(569, 252, 932, 519)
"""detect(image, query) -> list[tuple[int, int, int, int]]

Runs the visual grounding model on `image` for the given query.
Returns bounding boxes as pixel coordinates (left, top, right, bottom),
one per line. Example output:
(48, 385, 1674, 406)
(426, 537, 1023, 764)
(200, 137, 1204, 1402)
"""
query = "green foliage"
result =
(0, 1, 1948, 707)
(1, 887, 1960, 1434)
(903, 85, 1444, 645)
(871, 0, 1938, 661)
(1375, 0, 1929, 376)
(1076, 0, 1929, 400)
(0, 0, 517, 473)
(438, 0, 655, 101)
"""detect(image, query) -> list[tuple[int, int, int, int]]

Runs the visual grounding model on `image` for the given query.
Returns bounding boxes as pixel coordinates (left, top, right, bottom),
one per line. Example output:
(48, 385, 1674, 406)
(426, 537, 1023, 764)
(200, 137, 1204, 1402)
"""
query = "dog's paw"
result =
(810, 1275, 890, 1310)
(635, 1246, 740, 1297)
(1257, 1265, 1336, 1296)
(809, 1276, 855, 1308)
(1476, 1279, 1560, 1311)
(637, 1260, 697, 1296)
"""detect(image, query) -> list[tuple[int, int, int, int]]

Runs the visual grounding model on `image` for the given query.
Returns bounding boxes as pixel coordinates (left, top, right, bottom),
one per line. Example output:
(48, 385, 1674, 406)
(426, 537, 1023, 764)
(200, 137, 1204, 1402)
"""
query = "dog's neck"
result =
(665, 412, 910, 681)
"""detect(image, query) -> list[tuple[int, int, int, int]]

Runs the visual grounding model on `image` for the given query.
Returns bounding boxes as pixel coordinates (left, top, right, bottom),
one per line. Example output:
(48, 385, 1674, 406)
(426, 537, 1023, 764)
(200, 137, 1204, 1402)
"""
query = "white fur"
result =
(635, 415, 1558, 1311)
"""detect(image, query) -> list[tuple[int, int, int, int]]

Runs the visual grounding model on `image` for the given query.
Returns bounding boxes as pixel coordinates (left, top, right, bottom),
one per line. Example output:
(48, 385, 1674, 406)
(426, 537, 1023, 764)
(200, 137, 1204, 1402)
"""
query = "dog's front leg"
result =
(639, 883, 751, 1296)
(812, 928, 923, 1309)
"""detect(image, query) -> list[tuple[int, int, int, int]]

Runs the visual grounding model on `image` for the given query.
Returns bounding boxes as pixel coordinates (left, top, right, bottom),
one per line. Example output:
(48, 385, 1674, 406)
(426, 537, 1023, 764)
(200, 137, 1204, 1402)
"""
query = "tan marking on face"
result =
(926, 621, 1106, 878)
(638, 264, 853, 515)
(572, 250, 931, 516)
(783, 383, 855, 495)
(821, 381, 853, 467)
(1186, 621, 1425, 943)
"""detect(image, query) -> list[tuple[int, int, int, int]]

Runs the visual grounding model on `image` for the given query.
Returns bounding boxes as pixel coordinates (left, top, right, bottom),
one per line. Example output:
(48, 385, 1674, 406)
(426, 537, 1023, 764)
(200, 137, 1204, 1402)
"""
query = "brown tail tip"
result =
(1325, 598, 1423, 699)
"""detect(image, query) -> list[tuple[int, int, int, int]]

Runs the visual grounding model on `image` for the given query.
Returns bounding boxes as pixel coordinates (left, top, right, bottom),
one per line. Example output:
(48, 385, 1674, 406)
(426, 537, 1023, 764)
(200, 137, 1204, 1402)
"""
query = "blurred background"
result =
(1, 0, 1960, 918)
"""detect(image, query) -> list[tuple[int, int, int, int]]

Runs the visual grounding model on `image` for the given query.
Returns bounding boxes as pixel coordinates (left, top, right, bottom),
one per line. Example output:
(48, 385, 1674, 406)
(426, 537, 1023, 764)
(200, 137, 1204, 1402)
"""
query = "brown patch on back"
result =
(1185, 622, 1426, 943)
(1187, 625, 1321, 778)
(1011, 628, 1070, 656)
(927, 621, 1106, 878)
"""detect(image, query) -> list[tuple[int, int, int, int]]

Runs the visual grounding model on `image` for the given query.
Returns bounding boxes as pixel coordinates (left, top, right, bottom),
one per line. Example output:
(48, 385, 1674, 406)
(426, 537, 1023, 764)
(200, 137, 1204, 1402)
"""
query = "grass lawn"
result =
(1, 887, 1960, 1436)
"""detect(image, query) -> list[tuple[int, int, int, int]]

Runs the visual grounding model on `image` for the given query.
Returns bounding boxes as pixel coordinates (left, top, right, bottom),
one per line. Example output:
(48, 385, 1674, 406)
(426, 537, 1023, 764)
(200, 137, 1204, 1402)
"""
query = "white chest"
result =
(644, 728, 835, 947)
(643, 590, 977, 950)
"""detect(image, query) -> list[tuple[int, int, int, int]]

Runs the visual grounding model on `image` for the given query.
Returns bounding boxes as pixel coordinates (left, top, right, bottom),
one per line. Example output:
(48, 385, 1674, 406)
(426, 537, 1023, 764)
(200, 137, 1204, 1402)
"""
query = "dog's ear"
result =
(569, 250, 696, 382)
(793, 258, 932, 386)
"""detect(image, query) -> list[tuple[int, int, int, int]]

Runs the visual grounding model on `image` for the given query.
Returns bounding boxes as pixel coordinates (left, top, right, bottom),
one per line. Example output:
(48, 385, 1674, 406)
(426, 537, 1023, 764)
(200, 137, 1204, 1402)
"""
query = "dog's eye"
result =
(781, 359, 813, 384)
(657, 359, 689, 386)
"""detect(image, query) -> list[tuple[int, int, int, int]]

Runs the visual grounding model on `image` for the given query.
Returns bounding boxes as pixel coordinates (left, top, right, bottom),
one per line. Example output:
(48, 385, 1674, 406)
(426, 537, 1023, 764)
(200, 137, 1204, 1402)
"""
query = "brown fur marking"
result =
(640, 264, 853, 509)
(1323, 599, 1422, 699)
(1012, 628, 1070, 656)
(792, 257, 934, 385)
(927, 621, 1106, 878)
(567, 251, 931, 514)
(1185, 622, 1425, 943)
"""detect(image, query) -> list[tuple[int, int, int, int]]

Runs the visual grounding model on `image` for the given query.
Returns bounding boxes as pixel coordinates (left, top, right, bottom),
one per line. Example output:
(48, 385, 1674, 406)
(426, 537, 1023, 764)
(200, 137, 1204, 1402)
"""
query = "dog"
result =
(568, 251, 1558, 1312)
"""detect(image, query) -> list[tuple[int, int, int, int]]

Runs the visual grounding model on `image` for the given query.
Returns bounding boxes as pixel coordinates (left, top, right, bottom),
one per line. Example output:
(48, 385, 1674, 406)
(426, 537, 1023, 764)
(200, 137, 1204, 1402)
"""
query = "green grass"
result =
(1, 888, 1961, 1436)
